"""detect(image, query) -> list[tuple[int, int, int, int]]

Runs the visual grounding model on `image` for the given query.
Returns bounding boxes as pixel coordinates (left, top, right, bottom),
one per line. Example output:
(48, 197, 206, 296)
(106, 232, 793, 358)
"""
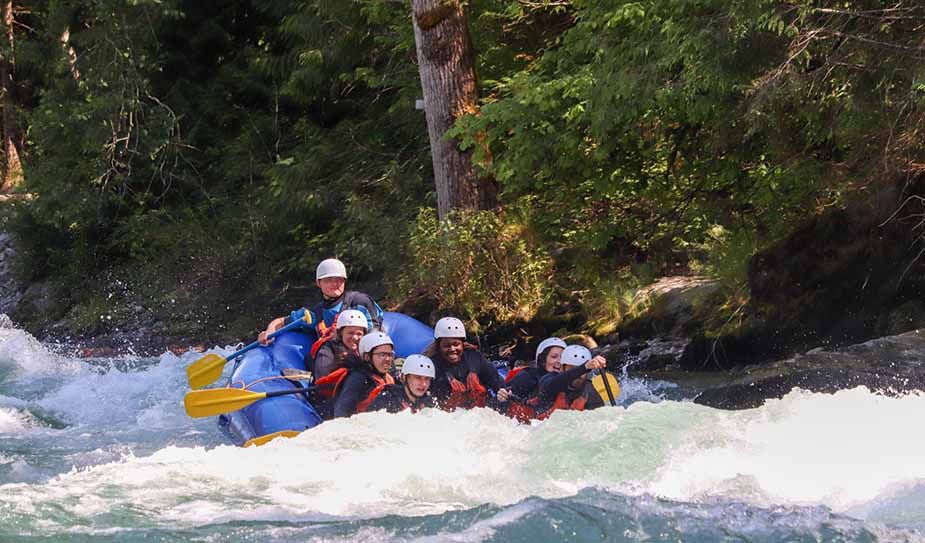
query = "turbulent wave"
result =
(1, 319, 924, 541)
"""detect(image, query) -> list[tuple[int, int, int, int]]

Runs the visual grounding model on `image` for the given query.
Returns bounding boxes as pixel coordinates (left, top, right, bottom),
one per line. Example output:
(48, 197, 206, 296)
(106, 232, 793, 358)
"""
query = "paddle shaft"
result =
(228, 317, 312, 362)
(599, 368, 617, 406)
(260, 386, 319, 399)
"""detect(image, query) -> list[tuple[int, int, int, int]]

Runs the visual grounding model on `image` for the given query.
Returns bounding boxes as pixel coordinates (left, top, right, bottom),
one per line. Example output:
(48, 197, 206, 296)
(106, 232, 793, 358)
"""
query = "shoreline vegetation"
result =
(0, 2, 922, 403)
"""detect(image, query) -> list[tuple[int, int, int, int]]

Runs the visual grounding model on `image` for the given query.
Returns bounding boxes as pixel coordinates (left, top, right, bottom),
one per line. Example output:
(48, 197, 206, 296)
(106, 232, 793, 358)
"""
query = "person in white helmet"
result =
(500, 337, 567, 422)
(423, 317, 508, 410)
(366, 354, 437, 413)
(310, 309, 368, 381)
(330, 331, 398, 418)
(505, 337, 567, 397)
(257, 257, 383, 345)
(534, 344, 607, 418)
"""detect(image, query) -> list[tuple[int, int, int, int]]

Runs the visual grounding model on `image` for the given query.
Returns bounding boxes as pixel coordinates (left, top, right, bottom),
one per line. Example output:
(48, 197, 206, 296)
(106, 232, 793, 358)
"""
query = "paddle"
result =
(591, 370, 620, 406)
(186, 313, 314, 390)
(184, 385, 324, 418)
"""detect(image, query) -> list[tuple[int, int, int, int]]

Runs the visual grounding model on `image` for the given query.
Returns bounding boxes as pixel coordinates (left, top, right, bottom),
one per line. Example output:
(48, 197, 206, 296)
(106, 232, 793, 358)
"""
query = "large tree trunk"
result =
(0, 0, 21, 192)
(60, 27, 81, 83)
(411, 0, 496, 219)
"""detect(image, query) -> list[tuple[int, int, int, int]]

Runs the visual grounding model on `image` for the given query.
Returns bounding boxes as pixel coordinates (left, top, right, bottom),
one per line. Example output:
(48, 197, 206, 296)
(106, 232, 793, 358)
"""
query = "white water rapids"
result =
(1, 318, 924, 541)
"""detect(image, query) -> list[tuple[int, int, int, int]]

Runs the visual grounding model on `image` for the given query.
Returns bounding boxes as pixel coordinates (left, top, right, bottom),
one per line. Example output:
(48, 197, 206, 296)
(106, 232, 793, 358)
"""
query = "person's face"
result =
(438, 338, 464, 364)
(369, 345, 394, 374)
(316, 276, 346, 299)
(543, 346, 564, 373)
(404, 374, 432, 398)
(339, 326, 365, 351)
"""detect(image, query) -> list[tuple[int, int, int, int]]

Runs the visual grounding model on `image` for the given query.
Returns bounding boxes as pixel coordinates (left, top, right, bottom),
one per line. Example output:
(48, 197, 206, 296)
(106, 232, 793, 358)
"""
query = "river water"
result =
(1, 317, 924, 542)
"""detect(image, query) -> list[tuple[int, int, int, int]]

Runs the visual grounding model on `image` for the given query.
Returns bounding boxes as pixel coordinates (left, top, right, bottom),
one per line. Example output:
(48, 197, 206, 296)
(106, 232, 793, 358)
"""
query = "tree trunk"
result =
(411, 0, 496, 219)
(0, 0, 21, 192)
(60, 27, 81, 82)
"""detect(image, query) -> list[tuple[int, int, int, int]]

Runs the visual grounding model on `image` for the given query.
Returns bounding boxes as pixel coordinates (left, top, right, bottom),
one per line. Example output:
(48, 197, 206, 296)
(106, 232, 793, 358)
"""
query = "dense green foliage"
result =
(398, 207, 553, 327)
(458, 0, 923, 265)
(2, 0, 922, 335)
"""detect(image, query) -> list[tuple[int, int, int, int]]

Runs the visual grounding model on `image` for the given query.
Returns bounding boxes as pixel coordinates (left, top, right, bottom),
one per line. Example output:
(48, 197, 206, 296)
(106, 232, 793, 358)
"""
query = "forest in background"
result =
(0, 0, 922, 347)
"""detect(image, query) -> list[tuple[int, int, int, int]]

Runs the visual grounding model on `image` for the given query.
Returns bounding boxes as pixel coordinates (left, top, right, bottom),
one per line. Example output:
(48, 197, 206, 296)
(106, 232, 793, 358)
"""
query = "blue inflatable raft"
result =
(218, 311, 434, 447)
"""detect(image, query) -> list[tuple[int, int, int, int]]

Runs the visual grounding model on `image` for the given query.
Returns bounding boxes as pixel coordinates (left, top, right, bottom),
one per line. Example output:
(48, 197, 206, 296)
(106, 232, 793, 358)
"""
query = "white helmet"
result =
(336, 309, 368, 330)
(535, 337, 567, 363)
(434, 317, 466, 339)
(561, 345, 592, 367)
(316, 258, 347, 280)
(401, 354, 435, 378)
(359, 331, 393, 357)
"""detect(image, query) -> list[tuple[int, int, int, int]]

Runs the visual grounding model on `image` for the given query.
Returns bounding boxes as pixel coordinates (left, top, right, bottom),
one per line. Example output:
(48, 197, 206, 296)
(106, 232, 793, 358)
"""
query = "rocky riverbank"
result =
(0, 233, 22, 316)
(628, 329, 925, 409)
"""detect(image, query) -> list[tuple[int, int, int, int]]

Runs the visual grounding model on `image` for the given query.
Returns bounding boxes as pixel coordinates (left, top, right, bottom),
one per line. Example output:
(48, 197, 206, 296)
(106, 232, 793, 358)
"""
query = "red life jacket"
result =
(441, 350, 489, 411)
(534, 391, 588, 420)
(506, 399, 538, 424)
(504, 365, 528, 384)
(503, 366, 539, 423)
(310, 312, 340, 359)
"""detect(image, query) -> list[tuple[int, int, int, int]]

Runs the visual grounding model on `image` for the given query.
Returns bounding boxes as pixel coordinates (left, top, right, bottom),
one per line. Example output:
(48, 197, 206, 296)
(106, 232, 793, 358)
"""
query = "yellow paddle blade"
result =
(244, 430, 302, 448)
(186, 353, 229, 390)
(184, 387, 268, 418)
(591, 372, 620, 403)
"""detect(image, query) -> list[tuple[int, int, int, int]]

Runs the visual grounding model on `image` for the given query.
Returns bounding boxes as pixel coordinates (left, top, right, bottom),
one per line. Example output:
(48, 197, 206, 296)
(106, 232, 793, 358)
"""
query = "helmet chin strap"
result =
(404, 382, 422, 400)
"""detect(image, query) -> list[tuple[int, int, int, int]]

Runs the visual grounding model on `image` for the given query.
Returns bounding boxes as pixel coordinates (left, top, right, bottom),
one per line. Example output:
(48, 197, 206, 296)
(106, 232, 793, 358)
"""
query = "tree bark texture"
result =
(0, 0, 21, 192)
(411, 0, 496, 219)
(60, 27, 81, 82)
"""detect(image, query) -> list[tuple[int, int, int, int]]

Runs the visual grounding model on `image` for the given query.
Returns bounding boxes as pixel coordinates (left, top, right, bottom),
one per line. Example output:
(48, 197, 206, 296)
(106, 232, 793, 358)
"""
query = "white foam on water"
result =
(649, 387, 925, 512)
(2, 365, 924, 537)
(0, 319, 82, 379)
(846, 480, 925, 531)
(616, 375, 676, 404)
(33, 349, 211, 430)
(0, 407, 36, 432)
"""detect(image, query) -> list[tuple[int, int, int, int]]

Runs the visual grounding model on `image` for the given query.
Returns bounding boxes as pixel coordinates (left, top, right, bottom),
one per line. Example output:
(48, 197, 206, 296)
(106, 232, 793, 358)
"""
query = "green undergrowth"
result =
(392, 207, 555, 332)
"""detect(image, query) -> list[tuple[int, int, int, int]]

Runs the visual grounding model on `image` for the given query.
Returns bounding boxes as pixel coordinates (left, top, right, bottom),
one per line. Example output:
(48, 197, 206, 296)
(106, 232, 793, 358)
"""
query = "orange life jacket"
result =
(553, 391, 588, 411)
(313, 366, 349, 399)
(534, 391, 588, 420)
(355, 373, 395, 413)
(314, 366, 394, 414)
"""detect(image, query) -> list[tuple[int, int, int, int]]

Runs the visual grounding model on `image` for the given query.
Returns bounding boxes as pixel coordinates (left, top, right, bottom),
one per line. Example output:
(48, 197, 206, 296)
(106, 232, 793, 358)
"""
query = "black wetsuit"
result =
(505, 366, 545, 399)
(366, 383, 436, 413)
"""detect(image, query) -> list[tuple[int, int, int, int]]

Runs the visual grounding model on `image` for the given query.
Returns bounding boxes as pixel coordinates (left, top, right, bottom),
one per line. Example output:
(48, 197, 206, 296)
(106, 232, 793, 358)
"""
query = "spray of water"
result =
(2, 318, 925, 539)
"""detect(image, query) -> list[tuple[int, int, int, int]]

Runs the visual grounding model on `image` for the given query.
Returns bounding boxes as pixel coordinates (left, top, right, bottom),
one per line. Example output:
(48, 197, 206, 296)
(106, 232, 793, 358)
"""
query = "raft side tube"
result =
(381, 311, 433, 358)
(219, 313, 433, 446)
(223, 331, 322, 445)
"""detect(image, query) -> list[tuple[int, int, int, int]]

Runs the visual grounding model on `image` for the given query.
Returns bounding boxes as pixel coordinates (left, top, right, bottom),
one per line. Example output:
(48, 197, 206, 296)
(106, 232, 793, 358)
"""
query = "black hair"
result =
(536, 346, 557, 374)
